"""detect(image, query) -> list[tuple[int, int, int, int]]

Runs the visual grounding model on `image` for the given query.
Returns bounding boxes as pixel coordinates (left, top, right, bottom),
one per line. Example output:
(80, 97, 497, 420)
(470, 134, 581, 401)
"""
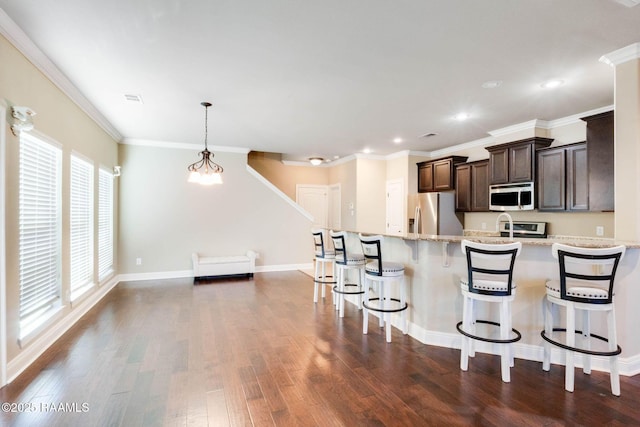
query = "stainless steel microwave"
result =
(489, 182, 535, 211)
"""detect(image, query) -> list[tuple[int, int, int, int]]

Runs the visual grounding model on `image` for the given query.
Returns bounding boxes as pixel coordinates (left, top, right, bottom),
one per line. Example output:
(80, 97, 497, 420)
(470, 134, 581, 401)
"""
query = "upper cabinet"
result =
(581, 111, 614, 212)
(455, 160, 489, 212)
(537, 143, 588, 211)
(417, 156, 468, 192)
(486, 137, 553, 184)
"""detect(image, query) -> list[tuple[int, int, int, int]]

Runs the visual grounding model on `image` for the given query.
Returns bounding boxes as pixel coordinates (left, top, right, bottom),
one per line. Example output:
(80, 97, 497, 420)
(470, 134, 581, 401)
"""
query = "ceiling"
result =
(2, 0, 640, 163)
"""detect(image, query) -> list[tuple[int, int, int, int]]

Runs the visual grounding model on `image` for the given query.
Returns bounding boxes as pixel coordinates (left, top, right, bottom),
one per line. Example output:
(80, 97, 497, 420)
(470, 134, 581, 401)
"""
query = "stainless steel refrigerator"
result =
(408, 192, 463, 235)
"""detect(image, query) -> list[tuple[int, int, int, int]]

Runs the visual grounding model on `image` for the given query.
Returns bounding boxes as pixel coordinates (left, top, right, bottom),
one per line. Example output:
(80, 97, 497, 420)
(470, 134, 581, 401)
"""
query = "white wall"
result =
(356, 157, 387, 234)
(118, 144, 313, 275)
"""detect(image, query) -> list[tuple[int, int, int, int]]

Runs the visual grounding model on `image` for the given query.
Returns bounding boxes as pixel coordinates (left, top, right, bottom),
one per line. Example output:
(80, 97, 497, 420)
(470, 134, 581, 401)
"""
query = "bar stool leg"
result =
(507, 301, 514, 367)
(320, 262, 327, 299)
(331, 260, 336, 306)
(565, 304, 576, 393)
(582, 309, 591, 375)
(385, 282, 392, 343)
(401, 277, 408, 335)
(500, 299, 511, 383)
(378, 282, 385, 329)
(543, 297, 552, 371)
(460, 295, 470, 371)
(338, 267, 345, 317)
(362, 276, 369, 335)
(357, 268, 364, 310)
(608, 307, 620, 396)
(313, 260, 320, 303)
(336, 265, 341, 312)
(469, 299, 476, 358)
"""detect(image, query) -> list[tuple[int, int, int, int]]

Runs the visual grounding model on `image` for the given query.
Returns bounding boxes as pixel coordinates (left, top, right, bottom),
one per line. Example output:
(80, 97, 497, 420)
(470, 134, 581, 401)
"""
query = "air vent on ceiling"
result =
(612, 0, 640, 7)
(124, 93, 144, 103)
(421, 132, 438, 138)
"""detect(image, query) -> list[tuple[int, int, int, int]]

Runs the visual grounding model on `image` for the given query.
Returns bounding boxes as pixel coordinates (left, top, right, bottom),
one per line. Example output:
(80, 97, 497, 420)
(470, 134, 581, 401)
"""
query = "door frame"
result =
(1, 103, 8, 386)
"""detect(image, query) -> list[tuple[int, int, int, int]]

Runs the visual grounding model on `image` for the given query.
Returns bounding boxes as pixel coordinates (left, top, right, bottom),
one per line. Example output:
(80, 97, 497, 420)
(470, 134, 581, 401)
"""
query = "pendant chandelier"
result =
(188, 101, 223, 185)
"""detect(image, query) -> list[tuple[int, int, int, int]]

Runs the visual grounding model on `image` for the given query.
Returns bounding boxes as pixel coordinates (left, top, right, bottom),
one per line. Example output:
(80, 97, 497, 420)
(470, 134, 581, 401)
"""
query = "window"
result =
(18, 133, 62, 330)
(70, 154, 94, 295)
(98, 168, 114, 281)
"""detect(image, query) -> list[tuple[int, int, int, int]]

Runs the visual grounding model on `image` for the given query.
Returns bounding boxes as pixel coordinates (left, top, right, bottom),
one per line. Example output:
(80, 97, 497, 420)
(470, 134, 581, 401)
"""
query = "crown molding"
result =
(0, 9, 122, 142)
(488, 119, 545, 137)
(122, 138, 250, 154)
(547, 104, 614, 128)
(600, 42, 640, 66)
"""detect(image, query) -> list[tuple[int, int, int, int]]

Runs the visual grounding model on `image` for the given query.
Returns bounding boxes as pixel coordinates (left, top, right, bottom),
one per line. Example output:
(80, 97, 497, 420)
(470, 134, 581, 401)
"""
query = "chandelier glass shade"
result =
(188, 102, 223, 185)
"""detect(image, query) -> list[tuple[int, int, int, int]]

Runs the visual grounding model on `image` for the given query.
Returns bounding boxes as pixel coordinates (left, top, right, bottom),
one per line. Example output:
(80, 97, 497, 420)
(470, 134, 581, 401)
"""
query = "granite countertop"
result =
(336, 228, 640, 248)
(401, 230, 640, 249)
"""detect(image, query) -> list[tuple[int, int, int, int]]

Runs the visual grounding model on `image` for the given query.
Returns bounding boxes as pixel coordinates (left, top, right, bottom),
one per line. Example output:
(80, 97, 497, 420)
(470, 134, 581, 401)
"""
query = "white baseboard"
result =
(6, 275, 120, 384)
(257, 263, 313, 273)
(117, 269, 193, 282)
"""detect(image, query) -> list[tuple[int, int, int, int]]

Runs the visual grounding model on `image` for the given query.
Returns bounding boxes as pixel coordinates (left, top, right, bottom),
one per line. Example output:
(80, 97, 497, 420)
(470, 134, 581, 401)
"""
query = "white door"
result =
(386, 179, 405, 235)
(296, 185, 328, 228)
(328, 184, 341, 230)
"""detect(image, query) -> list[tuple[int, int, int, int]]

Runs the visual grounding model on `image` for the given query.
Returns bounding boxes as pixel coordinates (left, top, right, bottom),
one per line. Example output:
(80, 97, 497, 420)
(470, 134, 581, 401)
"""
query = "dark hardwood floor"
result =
(1, 271, 640, 426)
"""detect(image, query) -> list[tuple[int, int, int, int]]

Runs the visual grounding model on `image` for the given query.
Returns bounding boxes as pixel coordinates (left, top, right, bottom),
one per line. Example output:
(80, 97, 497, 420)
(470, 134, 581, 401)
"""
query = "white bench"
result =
(192, 251, 257, 280)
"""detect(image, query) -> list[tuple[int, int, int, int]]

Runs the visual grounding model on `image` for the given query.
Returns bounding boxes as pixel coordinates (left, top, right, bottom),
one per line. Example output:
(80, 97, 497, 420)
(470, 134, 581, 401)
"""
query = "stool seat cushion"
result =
(340, 253, 365, 266)
(315, 250, 335, 259)
(365, 261, 404, 276)
(545, 280, 610, 300)
(461, 277, 516, 292)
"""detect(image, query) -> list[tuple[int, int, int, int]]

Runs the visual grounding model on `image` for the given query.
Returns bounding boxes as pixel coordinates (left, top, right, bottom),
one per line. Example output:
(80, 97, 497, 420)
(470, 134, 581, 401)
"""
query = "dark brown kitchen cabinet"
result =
(486, 137, 553, 184)
(418, 162, 434, 192)
(455, 160, 489, 212)
(537, 143, 588, 211)
(417, 156, 468, 192)
(582, 111, 614, 211)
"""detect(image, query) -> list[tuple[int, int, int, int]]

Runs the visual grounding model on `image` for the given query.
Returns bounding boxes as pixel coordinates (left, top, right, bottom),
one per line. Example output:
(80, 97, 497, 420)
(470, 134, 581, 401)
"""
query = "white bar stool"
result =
(359, 234, 407, 343)
(457, 239, 522, 383)
(541, 243, 625, 396)
(311, 229, 336, 303)
(329, 231, 365, 318)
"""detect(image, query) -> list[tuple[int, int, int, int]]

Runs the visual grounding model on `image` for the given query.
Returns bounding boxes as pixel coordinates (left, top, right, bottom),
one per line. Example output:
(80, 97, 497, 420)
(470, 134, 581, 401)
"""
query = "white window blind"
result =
(70, 154, 94, 293)
(19, 133, 62, 320)
(98, 168, 114, 280)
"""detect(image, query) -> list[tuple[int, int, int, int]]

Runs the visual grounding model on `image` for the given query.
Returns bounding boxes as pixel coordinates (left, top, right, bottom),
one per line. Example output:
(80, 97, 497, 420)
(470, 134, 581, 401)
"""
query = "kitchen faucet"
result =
(496, 212, 513, 241)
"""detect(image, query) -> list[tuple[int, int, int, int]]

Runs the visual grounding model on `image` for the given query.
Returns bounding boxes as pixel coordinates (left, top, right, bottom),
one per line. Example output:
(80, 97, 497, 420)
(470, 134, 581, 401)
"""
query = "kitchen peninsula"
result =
(336, 230, 640, 376)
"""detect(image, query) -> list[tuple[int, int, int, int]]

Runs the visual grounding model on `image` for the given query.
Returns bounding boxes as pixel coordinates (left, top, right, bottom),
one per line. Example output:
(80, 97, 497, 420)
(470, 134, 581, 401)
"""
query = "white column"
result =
(600, 43, 640, 240)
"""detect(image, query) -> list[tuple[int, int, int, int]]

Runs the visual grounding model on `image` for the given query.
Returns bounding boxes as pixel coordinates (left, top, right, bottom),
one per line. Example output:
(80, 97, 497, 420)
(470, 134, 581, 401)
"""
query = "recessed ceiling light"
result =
(393, 137, 403, 144)
(363, 148, 371, 154)
(540, 79, 565, 89)
(454, 113, 470, 121)
(124, 93, 144, 103)
(482, 80, 502, 89)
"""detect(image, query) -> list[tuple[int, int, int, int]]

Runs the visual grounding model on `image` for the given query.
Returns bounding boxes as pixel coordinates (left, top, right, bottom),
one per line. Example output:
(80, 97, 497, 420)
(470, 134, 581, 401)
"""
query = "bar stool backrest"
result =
(359, 234, 384, 277)
(551, 243, 626, 304)
(461, 240, 522, 296)
(330, 231, 348, 265)
(311, 229, 332, 259)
